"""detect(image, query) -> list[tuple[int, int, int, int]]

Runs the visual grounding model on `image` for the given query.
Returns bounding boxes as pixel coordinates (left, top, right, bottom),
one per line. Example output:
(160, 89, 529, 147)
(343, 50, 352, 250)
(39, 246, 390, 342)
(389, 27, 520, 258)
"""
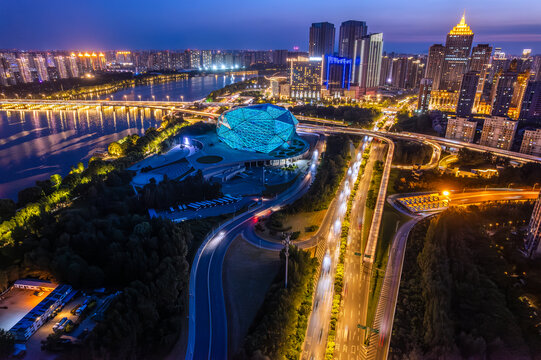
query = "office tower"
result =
(289, 57, 322, 99)
(33, 55, 49, 82)
(445, 116, 477, 142)
(456, 71, 479, 117)
(272, 50, 288, 66)
(479, 116, 517, 150)
(338, 20, 367, 59)
(491, 61, 518, 116)
(352, 33, 383, 90)
(379, 55, 392, 86)
(309, 22, 335, 57)
(520, 129, 541, 156)
(417, 78, 433, 112)
(425, 44, 445, 89)
(440, 14, 474, 92)
(519, 81, 541, 120)
(524, 192, 541, 257)
(323, 55, 352, 95)
(469, 44, 492, 72)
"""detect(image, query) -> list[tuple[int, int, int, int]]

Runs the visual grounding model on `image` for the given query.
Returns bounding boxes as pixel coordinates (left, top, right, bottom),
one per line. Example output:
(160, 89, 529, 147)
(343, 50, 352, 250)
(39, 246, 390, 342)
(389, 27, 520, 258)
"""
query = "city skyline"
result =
(1, 0, 540, 54)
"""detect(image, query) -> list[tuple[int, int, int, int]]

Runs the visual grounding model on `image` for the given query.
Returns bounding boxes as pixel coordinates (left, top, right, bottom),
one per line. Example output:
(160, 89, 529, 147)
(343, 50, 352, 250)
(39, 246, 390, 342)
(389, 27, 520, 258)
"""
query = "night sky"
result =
(2, 0, 540, 54)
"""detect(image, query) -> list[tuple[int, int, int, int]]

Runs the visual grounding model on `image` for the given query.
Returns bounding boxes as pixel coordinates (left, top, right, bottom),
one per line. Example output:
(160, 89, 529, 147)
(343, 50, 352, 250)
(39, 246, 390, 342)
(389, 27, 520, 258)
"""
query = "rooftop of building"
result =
(449, 13, 474, 36)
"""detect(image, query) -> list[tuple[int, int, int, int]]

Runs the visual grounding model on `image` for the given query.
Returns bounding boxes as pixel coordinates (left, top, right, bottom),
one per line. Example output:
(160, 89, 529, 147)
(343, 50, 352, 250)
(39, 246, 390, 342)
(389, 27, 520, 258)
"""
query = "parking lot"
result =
(24, 295, 100, 359)
(0, 288, 53, 332)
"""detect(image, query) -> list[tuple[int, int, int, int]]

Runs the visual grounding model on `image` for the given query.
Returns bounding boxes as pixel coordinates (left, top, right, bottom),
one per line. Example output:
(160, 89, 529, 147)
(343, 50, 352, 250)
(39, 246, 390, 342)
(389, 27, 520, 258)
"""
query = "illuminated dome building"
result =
(217, 104, 299, 153)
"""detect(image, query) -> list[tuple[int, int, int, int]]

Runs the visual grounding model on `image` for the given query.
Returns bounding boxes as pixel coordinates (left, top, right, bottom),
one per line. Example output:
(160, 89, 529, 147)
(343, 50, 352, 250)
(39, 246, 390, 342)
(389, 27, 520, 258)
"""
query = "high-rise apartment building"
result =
(289, 58, 322, 99)
(201, 50, 212, 69)
(417, 78, 433, 112)
(16, 56, 32, 83)
(519, 81, 541, 120)
(456, 71, 480, 117)
(524, 192, 541, 257)
(351, 33, 383, 90)
(272, 50, 288, 66)
(445, 116, 477, 143)
(479, 116, 517, 150)
(338, 21, 367, 59)
(33, 55, 49, 82)
(520, 128, 541, 156)
(425, 44, 445, 89)
(189, 50, 201, 69)
(309, 22, 335, 57)
(439, 14, 474, 92)
(379, 55, 392, 86)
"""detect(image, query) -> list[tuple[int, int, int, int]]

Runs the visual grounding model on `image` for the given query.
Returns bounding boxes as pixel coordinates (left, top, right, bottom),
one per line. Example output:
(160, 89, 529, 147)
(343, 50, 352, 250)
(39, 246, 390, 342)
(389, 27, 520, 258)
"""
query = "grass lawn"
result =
(281, 210, 327, 241)
(365, 203, 411, 327)
(262, 173, 299, 197)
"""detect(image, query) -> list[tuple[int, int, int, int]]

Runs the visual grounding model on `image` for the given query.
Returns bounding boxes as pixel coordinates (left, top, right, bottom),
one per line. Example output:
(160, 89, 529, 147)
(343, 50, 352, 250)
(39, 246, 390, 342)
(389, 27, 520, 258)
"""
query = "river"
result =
(0, 74, 245, 200)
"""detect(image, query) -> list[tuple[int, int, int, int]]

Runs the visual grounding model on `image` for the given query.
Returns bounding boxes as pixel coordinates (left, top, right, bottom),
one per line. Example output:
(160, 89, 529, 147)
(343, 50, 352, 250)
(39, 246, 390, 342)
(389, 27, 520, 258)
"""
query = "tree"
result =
(17, 186, 43, 206)
(0, 329, 14, 358)
(0, 199, 16, 221)
(50, 174, 62, 189)
(108, 141, 123, 157)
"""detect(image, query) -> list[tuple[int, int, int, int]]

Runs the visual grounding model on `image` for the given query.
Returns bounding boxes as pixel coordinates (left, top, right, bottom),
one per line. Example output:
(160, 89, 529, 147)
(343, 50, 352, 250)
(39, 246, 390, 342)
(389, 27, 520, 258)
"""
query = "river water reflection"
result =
(0, 74, 243, 200)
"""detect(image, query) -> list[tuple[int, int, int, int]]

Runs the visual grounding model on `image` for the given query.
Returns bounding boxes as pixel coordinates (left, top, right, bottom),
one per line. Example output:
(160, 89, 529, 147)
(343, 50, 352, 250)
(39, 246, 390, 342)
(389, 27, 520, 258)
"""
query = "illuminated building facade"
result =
(352, 33, 383, 91)
(525, 192, 541, 257)
(520, 128, 541, 156)
(417, 78, 433, 112)
(425, 44, 445, 89)
(323, 55, 352, 96)
(445, 116, 477, 143)
(289, 57, 322, 99)
(217, 104, 299, 154)
(440, 14, 474, 92)
(479, 116, 517, 150)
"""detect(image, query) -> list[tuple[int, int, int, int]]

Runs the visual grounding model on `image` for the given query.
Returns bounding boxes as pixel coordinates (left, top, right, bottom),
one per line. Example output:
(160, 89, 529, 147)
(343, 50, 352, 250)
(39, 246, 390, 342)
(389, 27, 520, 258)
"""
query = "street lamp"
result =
(282, 232, 292, 289)
(152, 95, 156, 101)
(507, 182, 515, 189)
(166, 95, 170, 102)
(138, 95, 142, 101)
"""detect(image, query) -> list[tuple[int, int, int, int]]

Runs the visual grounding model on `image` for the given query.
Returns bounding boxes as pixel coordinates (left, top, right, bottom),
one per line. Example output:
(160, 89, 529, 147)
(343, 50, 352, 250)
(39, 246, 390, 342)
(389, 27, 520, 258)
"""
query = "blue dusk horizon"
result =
(1, 0, 540, 55)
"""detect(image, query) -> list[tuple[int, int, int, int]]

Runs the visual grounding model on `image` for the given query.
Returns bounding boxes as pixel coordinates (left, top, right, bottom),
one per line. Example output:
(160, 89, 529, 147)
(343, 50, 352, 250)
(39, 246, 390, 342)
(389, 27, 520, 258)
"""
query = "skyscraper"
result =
(309, 22, 335, 57)
(491, 62, 518, 117)
(425, 44, 445, 89)
(351, 33, 383, 90)
(525, 192, 541, 257)
(338, 21, 367, 59)
(417, 78, 433, 112)
(379, 55, 392, 86)
(456, 71, 480, 117)
(519, 81, 541, 120)
(439, 14, 474, 92)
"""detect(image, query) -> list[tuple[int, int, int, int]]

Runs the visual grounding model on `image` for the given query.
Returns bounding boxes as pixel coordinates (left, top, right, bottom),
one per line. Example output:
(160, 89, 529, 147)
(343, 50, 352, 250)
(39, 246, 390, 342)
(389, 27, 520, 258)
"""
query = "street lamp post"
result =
(282, 232, 292, 289)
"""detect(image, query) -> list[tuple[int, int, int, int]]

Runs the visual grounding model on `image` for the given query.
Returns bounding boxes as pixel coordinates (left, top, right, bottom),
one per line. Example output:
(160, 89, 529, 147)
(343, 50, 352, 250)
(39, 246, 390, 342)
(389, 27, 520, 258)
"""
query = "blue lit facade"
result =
(324, 55, 352, 94)
(217, 104, 298, 153)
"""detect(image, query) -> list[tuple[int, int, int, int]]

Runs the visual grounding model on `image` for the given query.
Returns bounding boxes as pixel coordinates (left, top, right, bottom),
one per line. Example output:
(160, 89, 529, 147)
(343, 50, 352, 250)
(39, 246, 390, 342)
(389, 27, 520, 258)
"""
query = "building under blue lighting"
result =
(217, 104, 299, 154)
